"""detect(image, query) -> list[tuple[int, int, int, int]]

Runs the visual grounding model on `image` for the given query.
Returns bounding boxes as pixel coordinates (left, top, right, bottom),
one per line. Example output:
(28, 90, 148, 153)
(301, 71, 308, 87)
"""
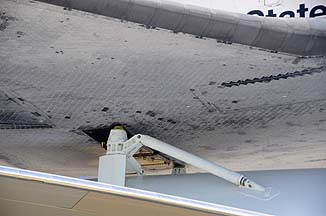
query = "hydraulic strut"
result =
(98, 127, 266, 193)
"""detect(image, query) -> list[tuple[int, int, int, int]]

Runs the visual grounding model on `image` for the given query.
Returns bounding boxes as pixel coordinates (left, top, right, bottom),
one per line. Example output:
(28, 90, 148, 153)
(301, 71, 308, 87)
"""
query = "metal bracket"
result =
(98, 127, 266, 194)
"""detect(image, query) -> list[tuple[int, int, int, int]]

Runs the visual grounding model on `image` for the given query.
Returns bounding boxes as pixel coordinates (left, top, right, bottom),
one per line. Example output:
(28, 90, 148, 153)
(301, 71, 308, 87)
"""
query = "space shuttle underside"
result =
(39, 0, 326, 56)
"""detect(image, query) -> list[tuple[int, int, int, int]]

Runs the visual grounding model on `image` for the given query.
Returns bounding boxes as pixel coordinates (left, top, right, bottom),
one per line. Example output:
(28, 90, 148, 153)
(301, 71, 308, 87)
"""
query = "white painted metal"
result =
(98, 128, 144, 185)
(137, 135, 266, 193)
(98, 129, 266, 192)
(126, 157, 144, 175)
(98, 154, 126, 186)
(98, 128, 129, 185)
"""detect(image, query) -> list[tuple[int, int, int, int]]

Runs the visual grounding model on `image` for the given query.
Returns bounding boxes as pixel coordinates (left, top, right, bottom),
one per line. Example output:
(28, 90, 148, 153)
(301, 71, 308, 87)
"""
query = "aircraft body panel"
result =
(38, 0, 326, 56)
(159, 0, 326, 18)
(210, 0, 326, 18)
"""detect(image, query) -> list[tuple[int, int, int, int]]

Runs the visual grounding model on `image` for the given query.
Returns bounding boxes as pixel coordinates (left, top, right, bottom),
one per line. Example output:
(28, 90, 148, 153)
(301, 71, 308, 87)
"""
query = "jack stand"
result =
(98, 127, 143, 186)
(98, 127, 266, 193)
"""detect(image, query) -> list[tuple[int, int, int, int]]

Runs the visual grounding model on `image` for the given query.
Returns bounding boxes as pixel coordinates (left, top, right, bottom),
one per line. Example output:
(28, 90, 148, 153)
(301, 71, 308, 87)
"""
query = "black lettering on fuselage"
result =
(310, 5, 326, 17)
(280, 11, 295, 17)
(266, 9, 277, 17)
(247, 3, 326, 18)
(297, 3, 309, 17)
(247, 10, 264, 16)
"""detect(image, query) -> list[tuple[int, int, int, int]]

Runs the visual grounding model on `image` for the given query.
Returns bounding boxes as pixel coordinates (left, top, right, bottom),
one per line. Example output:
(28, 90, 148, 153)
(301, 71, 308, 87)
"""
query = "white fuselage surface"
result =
(184, 0, 326, 18)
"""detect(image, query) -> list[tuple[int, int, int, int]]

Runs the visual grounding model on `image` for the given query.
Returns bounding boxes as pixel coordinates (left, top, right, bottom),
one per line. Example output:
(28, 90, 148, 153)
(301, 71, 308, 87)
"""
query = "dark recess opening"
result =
(82, 123, 133, 143)
(81, 123, 185, 167)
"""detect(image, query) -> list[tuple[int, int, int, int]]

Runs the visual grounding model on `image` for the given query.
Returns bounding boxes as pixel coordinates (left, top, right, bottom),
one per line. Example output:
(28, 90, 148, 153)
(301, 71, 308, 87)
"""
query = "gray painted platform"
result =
(0, 166, 269, 216)
(127, 169, 326, 216)
(0, 166, 324, 216)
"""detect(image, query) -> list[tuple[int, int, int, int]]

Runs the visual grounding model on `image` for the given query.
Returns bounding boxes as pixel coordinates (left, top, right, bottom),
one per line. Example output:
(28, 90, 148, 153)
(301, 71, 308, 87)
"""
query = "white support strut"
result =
(135, 134, 266, 193)
(98, 128, 266, 193)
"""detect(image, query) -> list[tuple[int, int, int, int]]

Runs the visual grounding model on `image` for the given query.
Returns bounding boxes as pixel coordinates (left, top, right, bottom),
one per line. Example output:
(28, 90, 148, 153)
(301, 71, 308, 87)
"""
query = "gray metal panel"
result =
(206, 11, 238, 40)
(280, 19, 311, 56)
(181, 4, 211, 35)
(232, 15, 262, 45)
(0, 198, 93, 216)
(127, 0, 157, 25)
(0, 176, 87, 208)
(1, 166, 324, 216)
(151, 2, 185, 31)
(252, 18, 288, 51)
(0, 166, 269, 216)
(126, 169, 326, 216)
(307, 18, 326, 56)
